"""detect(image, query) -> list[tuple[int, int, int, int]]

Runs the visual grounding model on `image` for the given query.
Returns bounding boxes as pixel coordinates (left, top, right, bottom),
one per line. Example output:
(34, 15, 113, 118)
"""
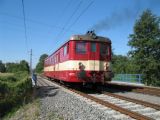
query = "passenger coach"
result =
(44, 31, 113, 85)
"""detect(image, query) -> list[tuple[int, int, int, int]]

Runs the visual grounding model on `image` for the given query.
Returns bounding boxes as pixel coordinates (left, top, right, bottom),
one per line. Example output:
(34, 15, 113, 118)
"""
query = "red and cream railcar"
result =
(44, 31, 113, 84)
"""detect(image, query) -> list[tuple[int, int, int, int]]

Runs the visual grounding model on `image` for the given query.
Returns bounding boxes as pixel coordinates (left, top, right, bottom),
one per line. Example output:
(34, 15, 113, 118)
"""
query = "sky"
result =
(0, 0, 160, 68)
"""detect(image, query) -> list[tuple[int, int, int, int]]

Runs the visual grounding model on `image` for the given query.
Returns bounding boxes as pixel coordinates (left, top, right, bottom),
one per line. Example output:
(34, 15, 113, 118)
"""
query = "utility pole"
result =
(30, 49, 32, 76)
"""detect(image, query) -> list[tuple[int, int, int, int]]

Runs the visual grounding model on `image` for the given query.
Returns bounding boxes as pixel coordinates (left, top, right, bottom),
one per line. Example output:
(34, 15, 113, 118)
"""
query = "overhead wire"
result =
(68, 1, 94, 30)
(21, 0, 33, 72)
(21, 0, 29, 51)
(49, 0, 94, 54)
(54, 0, 73, 26)
(62, 0, 94, 37)
(46, 0, 73, 35)
(47, 0, 77, 53)
(54, 0, 83, 41)
(0, 12, 78, 33)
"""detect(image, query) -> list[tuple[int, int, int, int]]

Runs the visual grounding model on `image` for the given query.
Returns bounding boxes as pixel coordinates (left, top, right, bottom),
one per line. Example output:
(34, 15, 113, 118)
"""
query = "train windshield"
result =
(100, 43, 109, 56)
(76, 42, 86, 54)
(91, 43, 96, 52)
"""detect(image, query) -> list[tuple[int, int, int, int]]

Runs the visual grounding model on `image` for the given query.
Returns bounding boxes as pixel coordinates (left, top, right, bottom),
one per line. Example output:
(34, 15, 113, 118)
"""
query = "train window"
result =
(91, 43, 96, 52)
(53, 57, 55, 64)
(63, 44, 68, 56)
(50, 59, 51, 64)
(51, 57, 54, 63)
(100, 43, 108, 55)
(54, 57, 56, 63)
(56, 54, 58, 62)
(76, 42, 86, 54)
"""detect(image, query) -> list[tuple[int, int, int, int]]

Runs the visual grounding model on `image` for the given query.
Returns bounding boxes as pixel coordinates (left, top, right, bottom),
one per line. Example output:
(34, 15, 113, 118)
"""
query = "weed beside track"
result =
(0, 72, 32, 118)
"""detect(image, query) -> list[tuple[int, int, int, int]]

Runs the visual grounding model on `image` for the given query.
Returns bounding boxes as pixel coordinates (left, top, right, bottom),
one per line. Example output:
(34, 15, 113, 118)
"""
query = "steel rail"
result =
(103, 92, 160, 110)
(132, 89, 160, 97)
(106, 82, 160, 97)
(38, 77, 51, 86)
(37, 79, 45, 86)
(106, 82, 160, 91)
(39, 76, 153, 120)
(37, 78, 47, 86)
(69, 89, 153, 120)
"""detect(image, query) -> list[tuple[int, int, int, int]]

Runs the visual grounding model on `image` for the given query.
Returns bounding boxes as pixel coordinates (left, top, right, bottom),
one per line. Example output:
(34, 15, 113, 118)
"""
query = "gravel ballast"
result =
(114, 91, 160, 105)
(109, 81, 160, 105)
(37, 78, 133, 120)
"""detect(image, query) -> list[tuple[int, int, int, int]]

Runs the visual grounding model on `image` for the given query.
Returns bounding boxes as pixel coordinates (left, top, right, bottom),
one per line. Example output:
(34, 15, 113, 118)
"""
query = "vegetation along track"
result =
(106, 82, 160, 97)
(38, 76, 160, 120)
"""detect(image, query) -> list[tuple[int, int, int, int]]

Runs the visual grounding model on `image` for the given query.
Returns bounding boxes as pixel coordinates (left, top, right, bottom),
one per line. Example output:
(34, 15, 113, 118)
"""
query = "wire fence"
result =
(112, 74, 142, 83)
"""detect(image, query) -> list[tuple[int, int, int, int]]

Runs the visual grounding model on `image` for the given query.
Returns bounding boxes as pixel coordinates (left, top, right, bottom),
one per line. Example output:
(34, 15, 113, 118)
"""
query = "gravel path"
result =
(37, 77, 133, 120)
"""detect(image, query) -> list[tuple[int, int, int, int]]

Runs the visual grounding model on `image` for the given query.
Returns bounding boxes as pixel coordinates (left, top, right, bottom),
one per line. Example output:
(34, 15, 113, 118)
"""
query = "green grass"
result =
(3, 98, 64, 120)
(47, 112, 64, 120)
(0, 73, 13, 77)
(2, 99, 40, 120)
(0, 71, 32, 118)
(1, 72, 64, 120)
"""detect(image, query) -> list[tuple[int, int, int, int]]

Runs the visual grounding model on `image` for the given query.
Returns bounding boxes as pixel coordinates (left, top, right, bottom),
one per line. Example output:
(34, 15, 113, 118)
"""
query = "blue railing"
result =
(112, 74, 142, 83)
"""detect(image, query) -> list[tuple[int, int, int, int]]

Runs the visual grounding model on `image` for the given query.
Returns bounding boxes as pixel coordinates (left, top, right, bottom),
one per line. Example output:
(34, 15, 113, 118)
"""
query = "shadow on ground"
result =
(33, 85, 59, 99)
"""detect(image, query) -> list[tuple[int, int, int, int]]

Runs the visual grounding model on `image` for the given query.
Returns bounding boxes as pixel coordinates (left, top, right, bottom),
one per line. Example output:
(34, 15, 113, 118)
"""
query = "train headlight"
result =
(69, 72, 75, 76)
(106, 62, 112, 71)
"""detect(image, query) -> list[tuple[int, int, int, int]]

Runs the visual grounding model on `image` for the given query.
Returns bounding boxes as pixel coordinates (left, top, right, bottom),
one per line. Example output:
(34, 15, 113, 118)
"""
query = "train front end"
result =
(69, 31, 113, 84)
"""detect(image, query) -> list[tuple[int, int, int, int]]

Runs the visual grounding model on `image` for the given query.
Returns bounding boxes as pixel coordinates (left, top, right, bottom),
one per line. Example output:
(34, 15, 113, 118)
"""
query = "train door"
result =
(88, 42, 99, 83)
(88, 42, 98, 71)
(100, 43, 110, 61)
(56, 53, 60, 78)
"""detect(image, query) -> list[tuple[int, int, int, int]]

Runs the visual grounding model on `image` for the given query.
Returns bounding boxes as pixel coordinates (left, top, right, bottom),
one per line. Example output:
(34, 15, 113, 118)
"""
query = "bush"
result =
(0, 72, 32, 117)
(0, 76, 17, 82)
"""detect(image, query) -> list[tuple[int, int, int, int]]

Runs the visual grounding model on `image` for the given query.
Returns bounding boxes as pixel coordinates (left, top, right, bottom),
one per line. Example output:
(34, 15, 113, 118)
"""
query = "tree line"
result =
(0, 60, 29, 73)
(0, 54, 48, 74)
(112, 9, 160, 86)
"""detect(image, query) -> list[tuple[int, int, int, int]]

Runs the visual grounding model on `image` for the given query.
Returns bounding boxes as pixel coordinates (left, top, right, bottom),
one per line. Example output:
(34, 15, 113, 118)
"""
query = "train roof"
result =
(70, 34, 111, 43)
(45, 32, 111, 61)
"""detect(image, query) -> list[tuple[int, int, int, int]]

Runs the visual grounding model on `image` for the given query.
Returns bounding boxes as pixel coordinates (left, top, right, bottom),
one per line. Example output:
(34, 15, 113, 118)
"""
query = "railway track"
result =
(106, 82, 160, 97)
(132, 88, 160, 97)
(88, 93, 160, 120)
(38, 78, 50, 86)
(102, 92, 160, 111)
(38, 76, 160, 120)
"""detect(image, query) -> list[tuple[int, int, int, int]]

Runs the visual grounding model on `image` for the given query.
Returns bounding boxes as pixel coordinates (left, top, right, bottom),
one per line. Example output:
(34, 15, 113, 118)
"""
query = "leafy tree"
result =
(112, 55, 128, 73)
(35, 54, 48, 73)
(0, 60, 6, 73)
(5, 60, 29, 73)
(5, 63, 17, 73)
(112, 55, 138, 74)
(19, 60, 30, 73)
(128, 9, 160, 86)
